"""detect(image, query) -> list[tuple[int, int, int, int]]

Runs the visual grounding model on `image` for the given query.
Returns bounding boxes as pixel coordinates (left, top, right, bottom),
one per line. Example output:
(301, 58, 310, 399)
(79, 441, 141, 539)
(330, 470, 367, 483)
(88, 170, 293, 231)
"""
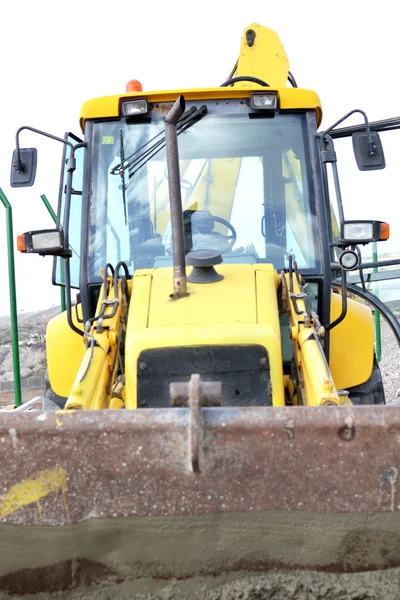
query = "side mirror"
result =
(10, 148, 38, 187)
(352, 131, 385, 171)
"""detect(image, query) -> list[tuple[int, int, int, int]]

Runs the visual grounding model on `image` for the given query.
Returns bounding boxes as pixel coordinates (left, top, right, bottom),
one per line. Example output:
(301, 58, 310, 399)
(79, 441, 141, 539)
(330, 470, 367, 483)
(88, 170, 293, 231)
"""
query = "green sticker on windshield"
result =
(102, 136, 114, 145)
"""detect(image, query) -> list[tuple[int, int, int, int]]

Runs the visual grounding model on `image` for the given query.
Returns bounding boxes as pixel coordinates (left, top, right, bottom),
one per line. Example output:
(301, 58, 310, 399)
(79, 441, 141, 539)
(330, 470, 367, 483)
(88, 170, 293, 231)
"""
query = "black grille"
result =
(137, 345, 271, 408)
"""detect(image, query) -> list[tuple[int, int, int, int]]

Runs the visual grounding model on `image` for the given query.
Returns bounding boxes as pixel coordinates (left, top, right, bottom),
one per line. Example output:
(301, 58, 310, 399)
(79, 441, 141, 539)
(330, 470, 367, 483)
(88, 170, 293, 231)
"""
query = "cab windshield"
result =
(88, 100, 320, 281)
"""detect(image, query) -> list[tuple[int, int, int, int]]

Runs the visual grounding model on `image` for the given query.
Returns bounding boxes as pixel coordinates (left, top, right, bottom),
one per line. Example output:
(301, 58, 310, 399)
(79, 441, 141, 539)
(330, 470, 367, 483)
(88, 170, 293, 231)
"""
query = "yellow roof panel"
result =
(79, 87, 322, 132)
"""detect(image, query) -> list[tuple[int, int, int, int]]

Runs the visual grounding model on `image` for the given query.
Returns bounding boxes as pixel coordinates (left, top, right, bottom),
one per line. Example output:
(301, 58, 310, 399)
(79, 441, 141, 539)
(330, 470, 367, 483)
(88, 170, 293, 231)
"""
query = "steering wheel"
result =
(192, 214, 237, 249)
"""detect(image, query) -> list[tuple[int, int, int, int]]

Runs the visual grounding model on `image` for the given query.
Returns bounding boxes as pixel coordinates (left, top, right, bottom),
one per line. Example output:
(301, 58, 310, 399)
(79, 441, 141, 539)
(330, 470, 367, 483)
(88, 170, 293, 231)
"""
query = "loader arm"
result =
(66, 266, 130, 410)
(283, 265, 342, 406)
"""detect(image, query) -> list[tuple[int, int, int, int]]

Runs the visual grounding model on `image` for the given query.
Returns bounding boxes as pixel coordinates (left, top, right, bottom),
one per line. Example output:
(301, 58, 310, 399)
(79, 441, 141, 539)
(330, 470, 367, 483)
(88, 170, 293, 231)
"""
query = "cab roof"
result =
(79, 87, 322, 133)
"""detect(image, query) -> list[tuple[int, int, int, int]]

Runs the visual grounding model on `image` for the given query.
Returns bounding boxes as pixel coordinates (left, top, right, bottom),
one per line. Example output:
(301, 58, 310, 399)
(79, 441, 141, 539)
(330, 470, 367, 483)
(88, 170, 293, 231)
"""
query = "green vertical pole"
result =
(372, 241, 381, 362)
(0, 188, 22, 407)
(40, 194, 66, 312)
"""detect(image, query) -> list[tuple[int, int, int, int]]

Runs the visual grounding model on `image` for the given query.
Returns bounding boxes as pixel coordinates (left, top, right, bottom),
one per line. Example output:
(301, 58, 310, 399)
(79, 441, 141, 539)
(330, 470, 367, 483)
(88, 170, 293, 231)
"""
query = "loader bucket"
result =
(1, 405, 400, 596)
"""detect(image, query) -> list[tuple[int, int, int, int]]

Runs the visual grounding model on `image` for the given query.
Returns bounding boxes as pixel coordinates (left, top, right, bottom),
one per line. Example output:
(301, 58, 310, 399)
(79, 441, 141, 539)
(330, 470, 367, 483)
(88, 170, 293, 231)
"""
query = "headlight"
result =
(16, 229, 70, 257)
(338, 249, 359, 271)
(250, 93, 278, 110)
(120, 98, 148, 117)
(341, 220, 390, 245)
(342, 222, 374, 242)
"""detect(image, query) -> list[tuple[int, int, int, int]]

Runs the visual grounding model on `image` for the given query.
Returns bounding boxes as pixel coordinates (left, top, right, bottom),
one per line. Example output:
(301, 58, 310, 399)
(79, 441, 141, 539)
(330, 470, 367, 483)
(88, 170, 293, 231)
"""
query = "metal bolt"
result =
(139, 362, 147, 370)
(140, 400, 146, 406)
(260, 357, 267, 366)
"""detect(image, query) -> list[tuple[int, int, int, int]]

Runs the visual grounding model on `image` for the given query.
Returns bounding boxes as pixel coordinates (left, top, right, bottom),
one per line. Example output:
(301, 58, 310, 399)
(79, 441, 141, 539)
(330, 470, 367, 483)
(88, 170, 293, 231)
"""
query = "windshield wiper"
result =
(110, 105, 208, 180)
(110, 106, 197, 175)
(118, 128, 128, 225)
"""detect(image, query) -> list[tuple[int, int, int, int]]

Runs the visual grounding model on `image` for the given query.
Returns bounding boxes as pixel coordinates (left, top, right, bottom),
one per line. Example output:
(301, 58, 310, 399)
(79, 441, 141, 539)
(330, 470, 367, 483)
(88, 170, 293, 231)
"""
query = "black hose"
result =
(220, 76, 269, 87)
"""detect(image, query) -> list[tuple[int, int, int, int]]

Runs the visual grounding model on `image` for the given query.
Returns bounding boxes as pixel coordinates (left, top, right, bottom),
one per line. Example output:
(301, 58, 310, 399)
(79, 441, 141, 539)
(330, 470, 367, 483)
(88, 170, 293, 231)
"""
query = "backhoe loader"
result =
(4, 22, 400, 597)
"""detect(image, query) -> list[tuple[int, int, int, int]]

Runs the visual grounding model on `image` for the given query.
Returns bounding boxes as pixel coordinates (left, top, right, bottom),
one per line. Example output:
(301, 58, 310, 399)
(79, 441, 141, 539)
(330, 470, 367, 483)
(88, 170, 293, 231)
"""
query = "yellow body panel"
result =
(46, 308, 85, 398)
(80, 87, 322, 131)
(124, 264, 285, 409)
(236, 23, 289, 88)
(330, 292, 374, 390)
(148, 265, 257, 327)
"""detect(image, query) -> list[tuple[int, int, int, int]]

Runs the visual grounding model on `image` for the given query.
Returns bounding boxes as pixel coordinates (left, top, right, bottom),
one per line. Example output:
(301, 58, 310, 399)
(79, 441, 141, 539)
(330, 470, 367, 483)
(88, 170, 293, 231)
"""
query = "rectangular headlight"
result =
(32, 231, 63, 250)
(17, 229, 71, 257)
(341, 220, 390, 244)
(121, 98, 148, 117)
(342, 222, 374, 242)
(250, 93, 278, 110)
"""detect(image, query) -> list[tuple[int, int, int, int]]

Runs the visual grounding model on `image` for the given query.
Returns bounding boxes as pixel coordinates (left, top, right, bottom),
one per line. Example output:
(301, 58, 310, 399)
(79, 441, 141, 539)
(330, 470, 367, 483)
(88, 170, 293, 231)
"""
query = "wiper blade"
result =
(110, 105, 208, 179)
(110, 106, 198, 175)
(118, 128, 128, 225)
(127, 105, 207, 178)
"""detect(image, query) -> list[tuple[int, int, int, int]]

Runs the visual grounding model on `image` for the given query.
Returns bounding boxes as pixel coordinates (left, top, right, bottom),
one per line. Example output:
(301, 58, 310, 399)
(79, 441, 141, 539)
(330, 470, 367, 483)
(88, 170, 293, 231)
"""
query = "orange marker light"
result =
(379, 223, 390, 241)
(17, 234, 27, 252)
(126, 79, 143, 93)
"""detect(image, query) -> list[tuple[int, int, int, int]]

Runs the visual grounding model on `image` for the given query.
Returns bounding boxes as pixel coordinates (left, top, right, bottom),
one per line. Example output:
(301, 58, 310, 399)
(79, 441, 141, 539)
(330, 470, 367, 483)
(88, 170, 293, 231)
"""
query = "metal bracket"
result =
(321, 149, 337, 163)
(170, 374, 222, 472)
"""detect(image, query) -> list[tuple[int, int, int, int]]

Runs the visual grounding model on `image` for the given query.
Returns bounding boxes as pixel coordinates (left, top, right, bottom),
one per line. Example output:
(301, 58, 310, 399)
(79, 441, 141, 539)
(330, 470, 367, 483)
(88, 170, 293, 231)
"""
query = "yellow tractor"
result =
(4, 23, 400, 597)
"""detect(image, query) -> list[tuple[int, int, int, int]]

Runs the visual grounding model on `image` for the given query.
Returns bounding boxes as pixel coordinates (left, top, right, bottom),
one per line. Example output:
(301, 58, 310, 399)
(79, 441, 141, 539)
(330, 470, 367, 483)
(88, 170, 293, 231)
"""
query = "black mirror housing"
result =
(10, 148, 38, 187)
(352, 131, 385, 171)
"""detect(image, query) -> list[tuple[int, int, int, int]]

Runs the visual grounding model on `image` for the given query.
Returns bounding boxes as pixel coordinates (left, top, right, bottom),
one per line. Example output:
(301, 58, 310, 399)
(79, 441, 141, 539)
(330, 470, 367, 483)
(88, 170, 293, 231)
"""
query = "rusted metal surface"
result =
(0, 406, 400, 524)
(170, 374, 222, 471)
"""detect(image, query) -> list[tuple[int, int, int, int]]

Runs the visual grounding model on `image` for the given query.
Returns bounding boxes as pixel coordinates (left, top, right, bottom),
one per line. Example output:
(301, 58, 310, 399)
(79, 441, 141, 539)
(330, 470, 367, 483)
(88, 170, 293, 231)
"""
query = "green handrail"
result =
(40, 194, 66, 312)
(0, 189, 22, 407)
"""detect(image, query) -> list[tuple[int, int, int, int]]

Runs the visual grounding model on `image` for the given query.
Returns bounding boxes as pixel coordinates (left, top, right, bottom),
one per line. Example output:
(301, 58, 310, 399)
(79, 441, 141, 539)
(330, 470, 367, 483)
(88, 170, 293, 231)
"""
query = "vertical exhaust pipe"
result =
(165, 95, 188, 298)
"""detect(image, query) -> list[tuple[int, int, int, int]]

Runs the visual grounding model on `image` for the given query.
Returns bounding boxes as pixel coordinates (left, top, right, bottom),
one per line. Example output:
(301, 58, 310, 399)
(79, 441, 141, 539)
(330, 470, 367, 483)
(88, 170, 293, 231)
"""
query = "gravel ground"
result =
(379, 320, 400, 401)
(0, 388, 43, 408)
(4, 568, 400, 600)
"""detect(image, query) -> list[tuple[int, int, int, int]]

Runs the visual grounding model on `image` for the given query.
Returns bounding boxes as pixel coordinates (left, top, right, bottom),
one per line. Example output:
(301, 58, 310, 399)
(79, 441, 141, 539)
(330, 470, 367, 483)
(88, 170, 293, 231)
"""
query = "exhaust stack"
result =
(165, 95, 188, 298)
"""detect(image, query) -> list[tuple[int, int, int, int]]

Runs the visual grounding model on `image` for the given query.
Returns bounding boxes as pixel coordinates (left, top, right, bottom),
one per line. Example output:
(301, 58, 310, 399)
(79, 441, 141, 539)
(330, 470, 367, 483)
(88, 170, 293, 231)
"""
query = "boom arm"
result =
(234, 24, 290, 89)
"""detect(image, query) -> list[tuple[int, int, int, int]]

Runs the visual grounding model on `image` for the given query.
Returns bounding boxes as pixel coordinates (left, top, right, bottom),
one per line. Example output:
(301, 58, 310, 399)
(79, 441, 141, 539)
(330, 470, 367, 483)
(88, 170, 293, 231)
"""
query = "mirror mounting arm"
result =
(15, 125, 76, 173)
(320, 109, 376, 154)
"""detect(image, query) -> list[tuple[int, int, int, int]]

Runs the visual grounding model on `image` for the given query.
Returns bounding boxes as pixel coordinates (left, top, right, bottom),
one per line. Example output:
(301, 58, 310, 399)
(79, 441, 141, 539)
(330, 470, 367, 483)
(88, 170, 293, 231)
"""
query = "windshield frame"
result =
(89, 101, 322, 279)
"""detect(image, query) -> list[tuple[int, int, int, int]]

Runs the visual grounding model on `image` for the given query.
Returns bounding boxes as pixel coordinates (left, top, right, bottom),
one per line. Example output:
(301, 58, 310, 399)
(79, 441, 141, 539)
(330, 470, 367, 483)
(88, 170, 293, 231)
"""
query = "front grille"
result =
(137, 345, 271, 408)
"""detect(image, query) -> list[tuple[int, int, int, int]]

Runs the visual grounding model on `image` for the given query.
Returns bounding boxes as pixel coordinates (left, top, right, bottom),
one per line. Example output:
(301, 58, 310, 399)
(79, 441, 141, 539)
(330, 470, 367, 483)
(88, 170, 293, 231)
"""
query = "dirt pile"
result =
(379, 320, 400, 401)
(0, 307, 59, 383)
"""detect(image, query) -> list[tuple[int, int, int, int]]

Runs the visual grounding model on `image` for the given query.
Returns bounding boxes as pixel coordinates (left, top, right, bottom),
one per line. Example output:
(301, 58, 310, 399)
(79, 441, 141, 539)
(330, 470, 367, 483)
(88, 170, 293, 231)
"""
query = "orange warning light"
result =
(379, 223, 390, 241)
(126, 79, 143, 93)
(17, 234, 27, 252)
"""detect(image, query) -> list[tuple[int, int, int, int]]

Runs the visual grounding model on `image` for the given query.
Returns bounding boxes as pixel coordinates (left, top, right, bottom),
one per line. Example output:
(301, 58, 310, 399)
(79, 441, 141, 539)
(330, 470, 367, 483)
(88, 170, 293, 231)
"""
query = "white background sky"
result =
(1, 0, 399, 316)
